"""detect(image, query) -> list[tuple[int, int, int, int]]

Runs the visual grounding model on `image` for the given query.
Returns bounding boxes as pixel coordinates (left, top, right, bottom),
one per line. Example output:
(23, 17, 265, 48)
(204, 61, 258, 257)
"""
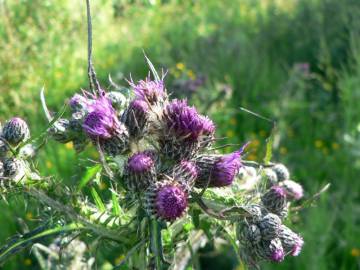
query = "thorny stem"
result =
(85, 0, 101, 93)
(149, 218, 163, 270)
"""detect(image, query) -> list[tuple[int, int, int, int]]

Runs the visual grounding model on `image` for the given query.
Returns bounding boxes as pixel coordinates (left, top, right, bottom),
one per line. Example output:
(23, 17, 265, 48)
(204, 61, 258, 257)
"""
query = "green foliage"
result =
(0, 0, 360, 269)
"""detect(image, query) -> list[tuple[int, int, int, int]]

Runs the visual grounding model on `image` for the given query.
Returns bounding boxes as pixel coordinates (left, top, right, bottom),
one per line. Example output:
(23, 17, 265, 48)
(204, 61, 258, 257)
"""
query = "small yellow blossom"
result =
(247, 154, 257, 161)
(187, 70, 196, 80)
(46, 161, 53, 169)
(65, 142, 73, 149)
(176, 62, 185, 70)
(287, 128, 295, 138)
(351, 248, 360, 257)
(229, 117, 237, 125)
(259, 130, 267, 137)
(26, 212, 33, 220)
(315, 140, 324, 148)
(226, 130, 235, 138)
(99, 181, 107, 190)
(114, 254, 125, 265)
(280, 147, 288, 155)
(251, 139, 260, 148)
(24, 258, 32, 266)
(322, 147, 329, 155)
(331, 142, 340, 150)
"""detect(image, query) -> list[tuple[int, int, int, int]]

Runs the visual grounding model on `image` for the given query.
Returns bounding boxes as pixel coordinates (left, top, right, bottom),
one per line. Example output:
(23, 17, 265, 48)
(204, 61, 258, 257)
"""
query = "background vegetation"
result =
(0, 0, 359, 269)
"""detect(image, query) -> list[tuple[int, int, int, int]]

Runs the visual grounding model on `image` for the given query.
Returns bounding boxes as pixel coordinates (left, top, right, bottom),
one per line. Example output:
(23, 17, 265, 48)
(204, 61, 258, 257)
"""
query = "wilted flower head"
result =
(2, 117, 30, 146)
(257, 238, 285, 263)
(3, 157, 26, 181)
(258, 213, 282, 240)
(278, 225, 304, 256)
(171, 160, 198, 191)
(261, 186, 287, 216)
(130, 77, 165, 104)
(124, 99, 149, 138)
(272, 164, 290, 182)
(281, 180, 304, 200)
(146, 180, 188, 222)
(124, 151, 156, 191)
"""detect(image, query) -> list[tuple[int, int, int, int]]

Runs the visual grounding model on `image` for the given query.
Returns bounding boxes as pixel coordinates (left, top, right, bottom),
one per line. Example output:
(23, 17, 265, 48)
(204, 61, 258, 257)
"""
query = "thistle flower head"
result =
(257, 238, 285, 263)
(83, 95, 121, 139)
(278, 225, 304, 256)
(69, 94, 92, 112)
(146, 181, 188, 222)
(263, 168, 278, 186)
(272, 164, 290, 182)
(128, 152, 155, 173)
(281, 180, 304, 200)
(130, 77, 165, 104)
(124, 151, 156, 191)
(2, 117, 30, 146)
(258, 213, 282, 240)
(3, 158, 26, 181)
(171, 160, 198, 191)
(105, 91, 127, 111)
(165, 99, 206, 142)
(261, 186, 287, 216)
(211, 150, 242, 187)
(124, 99, 149, 138)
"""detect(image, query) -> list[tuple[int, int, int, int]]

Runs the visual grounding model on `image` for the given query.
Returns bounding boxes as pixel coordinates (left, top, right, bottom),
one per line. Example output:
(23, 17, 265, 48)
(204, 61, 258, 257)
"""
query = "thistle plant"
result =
(0, 1, 329, 269)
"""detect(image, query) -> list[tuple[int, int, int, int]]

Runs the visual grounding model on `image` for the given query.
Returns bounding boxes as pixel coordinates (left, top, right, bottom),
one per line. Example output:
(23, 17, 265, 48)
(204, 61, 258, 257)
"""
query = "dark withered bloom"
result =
(278, 225, 304, 256)
(2, 117, 30, 147)
(171, 160, 198, 191)
(261, 186, 287, 216)
(124, 151, 156, 191)
(258, 213, 282, 240)
(124, 99, 149, 138)
(195, 150, 242, 188)
(83, 93, 129, 156)
(256, 238, 285, 263)
(145, 180, 188, 222)
(130, 77, 165, 104)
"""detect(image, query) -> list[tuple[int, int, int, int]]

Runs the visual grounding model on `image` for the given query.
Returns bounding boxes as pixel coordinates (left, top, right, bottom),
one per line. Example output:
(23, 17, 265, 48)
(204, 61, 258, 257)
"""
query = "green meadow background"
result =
(0, 0, 360, 269)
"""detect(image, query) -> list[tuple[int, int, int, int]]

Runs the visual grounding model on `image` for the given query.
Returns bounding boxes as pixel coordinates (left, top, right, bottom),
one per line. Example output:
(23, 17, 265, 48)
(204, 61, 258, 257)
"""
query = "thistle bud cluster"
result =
(237, 164, 305, 265)
(0, 117, 39, 183)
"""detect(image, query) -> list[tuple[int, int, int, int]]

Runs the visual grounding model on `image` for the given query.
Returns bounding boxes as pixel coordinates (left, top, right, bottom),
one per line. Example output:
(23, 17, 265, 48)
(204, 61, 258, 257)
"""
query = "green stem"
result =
(149, 218, 163, 270)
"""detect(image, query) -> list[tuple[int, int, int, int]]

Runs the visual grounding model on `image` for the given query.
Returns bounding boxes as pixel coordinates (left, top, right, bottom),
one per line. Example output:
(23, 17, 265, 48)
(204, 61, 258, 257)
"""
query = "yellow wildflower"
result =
(176, 62, 185, 70)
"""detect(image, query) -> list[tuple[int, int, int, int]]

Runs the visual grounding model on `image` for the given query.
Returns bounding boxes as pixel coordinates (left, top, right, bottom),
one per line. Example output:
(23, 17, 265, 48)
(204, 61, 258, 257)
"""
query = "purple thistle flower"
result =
(130, 77, 165, 104)
(211, 151, 242, 187)
(124, 151, 156, 191)
(270, 247, 285, 262)
(83, 96, 120, 139)
(2, 117, 30, 146)
(128, 152, 154, 173)
(160, 99, 216, 159)
(195, 150, 242, 188)
(281, 180, 304, 200)
(145, 180, 188, 222)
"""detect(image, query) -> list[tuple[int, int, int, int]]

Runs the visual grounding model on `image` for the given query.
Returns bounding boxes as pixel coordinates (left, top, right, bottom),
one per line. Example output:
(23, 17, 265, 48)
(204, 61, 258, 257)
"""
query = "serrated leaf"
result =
(0, 223, 83, 264)
(111, 191, 121, 216)
(263, 127, 275, 164)
(90, 187, 106, 212)
(77, 164, 102, 190)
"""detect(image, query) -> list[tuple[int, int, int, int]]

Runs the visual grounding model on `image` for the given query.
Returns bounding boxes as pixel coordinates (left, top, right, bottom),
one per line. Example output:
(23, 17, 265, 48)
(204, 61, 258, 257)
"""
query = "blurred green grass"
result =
(1, 0, 360, 269)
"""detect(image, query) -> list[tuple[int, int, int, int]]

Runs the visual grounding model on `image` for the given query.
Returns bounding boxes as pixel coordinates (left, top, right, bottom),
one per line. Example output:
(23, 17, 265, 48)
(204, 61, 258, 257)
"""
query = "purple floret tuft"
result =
(211, 151, 242, 187)
(130, 77, 164, 104)
(155, 184, 188, 221)
(82, 95, 120, 139)
(128, 152, 154, 173)
(271, 248, 285, 262)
